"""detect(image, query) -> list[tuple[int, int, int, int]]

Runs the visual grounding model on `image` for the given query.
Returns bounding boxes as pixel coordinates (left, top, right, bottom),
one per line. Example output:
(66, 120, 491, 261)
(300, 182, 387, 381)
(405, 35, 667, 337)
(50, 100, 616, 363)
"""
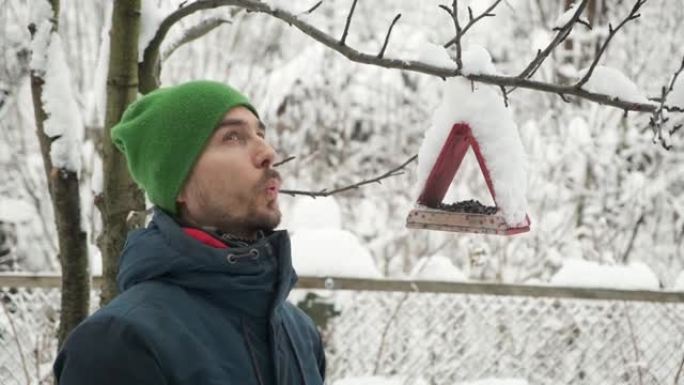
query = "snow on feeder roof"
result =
(407, 46, 530, 235)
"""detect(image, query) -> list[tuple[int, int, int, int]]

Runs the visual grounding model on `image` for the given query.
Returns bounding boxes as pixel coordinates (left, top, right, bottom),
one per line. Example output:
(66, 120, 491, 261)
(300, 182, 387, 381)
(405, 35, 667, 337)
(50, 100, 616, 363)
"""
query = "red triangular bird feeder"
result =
(406, 123, 531, 235)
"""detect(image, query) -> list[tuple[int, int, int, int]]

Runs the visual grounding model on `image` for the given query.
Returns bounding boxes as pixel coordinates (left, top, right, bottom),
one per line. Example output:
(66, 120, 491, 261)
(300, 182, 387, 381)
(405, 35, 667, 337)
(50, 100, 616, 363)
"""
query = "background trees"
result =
(0, 0, 682, 344)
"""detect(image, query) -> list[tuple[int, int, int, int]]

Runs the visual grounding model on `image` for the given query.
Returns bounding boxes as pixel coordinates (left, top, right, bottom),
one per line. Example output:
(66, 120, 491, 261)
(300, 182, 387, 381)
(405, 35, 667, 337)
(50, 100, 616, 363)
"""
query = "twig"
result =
(339, 0, 358, 46)
(575, 0, 647, 88)
(648, 55, 684, 148)
(280, 154, 417, 197)
(624, 305, 645, 385)
(443, 0, 502, 49)
(273, 155, 296, 167)
(142, 0, 681, 115)
(303, 0, 322, 15)
(439, 1, 463, 69)
(500, 85, 509, 107)
(372, 292, 410, 375)
(377, 13, 401, 59)
(674, 350, 684, 385)
(621, 213, 645, 263)
(1, 299, 31, 385)
(518, 0, 590, 79)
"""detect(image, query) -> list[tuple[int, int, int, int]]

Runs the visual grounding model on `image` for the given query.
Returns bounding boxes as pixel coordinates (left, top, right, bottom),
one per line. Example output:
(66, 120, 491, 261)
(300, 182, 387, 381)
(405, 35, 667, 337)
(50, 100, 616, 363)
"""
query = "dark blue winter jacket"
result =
(53, 208, 325, 385)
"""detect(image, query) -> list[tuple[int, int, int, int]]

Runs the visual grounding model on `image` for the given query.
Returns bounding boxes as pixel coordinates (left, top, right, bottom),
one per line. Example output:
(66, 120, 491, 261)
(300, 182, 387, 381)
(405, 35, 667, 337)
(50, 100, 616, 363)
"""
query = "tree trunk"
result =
(29, 0, 90, 349)
(98, 0, 145, 306)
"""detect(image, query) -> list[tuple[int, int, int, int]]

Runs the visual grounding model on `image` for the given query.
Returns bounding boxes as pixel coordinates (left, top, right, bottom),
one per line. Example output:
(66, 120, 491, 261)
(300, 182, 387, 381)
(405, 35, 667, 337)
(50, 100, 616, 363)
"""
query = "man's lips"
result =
(265, 178, 281, 200)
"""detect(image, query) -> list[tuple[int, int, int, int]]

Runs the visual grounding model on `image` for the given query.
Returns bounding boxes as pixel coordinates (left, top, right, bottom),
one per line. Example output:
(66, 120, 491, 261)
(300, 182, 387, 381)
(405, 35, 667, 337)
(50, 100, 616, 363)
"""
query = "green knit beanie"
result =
(111, 80, 258, 215)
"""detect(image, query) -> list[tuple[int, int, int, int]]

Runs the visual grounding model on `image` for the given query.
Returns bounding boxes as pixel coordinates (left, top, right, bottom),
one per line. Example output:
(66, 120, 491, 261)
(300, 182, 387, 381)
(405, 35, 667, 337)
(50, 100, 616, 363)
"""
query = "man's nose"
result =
(255, 137, 277, 169)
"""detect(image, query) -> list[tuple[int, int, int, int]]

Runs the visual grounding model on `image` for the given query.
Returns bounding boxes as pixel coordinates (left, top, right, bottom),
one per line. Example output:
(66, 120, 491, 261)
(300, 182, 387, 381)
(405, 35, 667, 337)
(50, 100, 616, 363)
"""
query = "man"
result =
(53, 81, 326, 385)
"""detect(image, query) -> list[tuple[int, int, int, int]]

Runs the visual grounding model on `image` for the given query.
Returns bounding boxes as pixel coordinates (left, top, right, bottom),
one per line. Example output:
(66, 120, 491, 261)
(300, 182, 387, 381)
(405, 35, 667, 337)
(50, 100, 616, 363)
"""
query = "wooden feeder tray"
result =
(406, 123, 530, 236)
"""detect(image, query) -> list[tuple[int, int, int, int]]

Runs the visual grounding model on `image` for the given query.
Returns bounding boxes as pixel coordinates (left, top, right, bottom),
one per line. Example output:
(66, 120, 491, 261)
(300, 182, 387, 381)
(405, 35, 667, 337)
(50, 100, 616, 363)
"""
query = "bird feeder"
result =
(406, 123, 531, 235)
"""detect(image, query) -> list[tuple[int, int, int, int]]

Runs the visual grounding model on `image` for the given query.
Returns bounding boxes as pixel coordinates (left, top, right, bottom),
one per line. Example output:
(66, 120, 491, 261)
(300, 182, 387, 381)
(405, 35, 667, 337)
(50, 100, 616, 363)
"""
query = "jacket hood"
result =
(116, 208, 297, 318)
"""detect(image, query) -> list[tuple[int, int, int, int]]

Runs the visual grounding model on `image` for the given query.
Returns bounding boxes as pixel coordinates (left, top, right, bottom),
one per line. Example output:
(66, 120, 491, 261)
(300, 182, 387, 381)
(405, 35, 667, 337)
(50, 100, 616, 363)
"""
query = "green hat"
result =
(111, 80, 258, 215)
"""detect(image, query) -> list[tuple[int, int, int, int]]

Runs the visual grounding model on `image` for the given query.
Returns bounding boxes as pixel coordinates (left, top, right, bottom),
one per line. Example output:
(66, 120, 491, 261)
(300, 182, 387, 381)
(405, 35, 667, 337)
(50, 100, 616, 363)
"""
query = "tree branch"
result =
(575, 0, 646, 88)
(377, 13, 401, 59)
(443, 0, 502, 50)
(162, 17, 232, 61)
(144, 0, 680, 116)
(339, 0, 358, 46)
(439, 1, 463, 69)
(273, 155, 296, 167)
(518, 0, 590, 79)
(280, 154, 417, 197)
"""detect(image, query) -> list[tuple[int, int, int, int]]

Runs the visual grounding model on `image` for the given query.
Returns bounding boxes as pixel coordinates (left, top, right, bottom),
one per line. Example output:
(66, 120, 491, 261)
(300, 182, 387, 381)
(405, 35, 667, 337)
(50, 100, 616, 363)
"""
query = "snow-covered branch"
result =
(142, 0, 680, 127)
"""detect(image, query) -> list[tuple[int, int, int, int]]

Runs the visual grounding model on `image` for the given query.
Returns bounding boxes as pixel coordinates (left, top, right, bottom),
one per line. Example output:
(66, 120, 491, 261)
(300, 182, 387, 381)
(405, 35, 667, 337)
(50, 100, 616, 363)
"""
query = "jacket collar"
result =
(116, 208, 298, 318)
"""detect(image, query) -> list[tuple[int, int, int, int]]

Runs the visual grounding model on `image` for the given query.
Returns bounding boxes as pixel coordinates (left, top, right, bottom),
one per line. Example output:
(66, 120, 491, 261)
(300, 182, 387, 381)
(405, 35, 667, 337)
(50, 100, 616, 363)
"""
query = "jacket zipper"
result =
(242, 318, 266, 385)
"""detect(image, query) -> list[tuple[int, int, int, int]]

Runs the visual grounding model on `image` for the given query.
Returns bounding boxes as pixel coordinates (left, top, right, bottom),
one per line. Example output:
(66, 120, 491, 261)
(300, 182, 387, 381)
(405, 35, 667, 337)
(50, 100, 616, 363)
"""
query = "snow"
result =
(457, 379, 528, 385)
(410, 255, 467, 282)
(461, 44, 498, 75)
(138, 0, 166, 62)
(334, 376, 427, 385)
(290, 229, 382, 278)
(41, 33, 85, 172)
(0, 198, 35, 223)
(418, 43, 456, 71)
(287, 196, 341, 230)
(29, 21, 52, 74)
(550, 259, 660, 290)
(416, 49, 528, 226)
(554, 2, 582, 29)
(674, 271, 684, 291)
(85, 0, 113, 128)
(667, 74, 684, 109)
(577, 66, 650, 104)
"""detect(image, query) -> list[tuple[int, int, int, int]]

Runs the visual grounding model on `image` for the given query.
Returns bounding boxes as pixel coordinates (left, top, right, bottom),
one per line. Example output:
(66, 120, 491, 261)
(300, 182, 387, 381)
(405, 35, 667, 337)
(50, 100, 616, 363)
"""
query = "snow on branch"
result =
(142, 0, 682, 141)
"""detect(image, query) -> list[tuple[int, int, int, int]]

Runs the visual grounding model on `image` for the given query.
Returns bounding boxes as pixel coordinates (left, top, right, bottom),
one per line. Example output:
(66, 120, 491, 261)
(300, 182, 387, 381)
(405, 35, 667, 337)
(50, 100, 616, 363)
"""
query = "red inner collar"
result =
(182, 227, 229, 249)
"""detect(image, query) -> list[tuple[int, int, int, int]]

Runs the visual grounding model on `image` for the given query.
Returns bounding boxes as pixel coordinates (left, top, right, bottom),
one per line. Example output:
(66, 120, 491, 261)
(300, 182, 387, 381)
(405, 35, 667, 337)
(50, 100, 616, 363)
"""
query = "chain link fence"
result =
(1, 275, 683, 385)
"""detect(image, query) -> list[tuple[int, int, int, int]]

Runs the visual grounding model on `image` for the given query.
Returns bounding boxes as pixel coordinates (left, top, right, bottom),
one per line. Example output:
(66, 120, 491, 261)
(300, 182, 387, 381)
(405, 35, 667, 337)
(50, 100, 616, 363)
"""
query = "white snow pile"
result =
(673, 271, 684, 291)
(460, 44, 498, 75)
(666, 74, 684, 109)
(334, 376, 427, 385)
(550, 259, 660, 290)
(416, 46, 528, 226)
(289, 197, 381, 278)
(29, 1, 54, 74)
(291, 230, 382, 278)
(577, 66, 650, 104)
(554, 2, 582, 29)
(287, 196, 341, 230)
(0, 198, 35, 223)
(410, 255, 467, 282)
(138, 0, 166, 62)
(418, 43, 457, 71)
(41, 34, 85, 172)
(417, 43, 497, 75)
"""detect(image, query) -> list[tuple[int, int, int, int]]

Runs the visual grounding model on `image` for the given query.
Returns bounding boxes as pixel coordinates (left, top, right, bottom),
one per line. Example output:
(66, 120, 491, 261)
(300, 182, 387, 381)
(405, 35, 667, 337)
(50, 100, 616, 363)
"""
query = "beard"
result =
(211, 170, 282, 237)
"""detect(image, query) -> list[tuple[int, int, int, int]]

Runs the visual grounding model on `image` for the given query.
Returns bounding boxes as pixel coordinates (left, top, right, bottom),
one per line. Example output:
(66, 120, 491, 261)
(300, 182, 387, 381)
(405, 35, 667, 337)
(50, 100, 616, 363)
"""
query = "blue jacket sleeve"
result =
(54, 316, 167, 385)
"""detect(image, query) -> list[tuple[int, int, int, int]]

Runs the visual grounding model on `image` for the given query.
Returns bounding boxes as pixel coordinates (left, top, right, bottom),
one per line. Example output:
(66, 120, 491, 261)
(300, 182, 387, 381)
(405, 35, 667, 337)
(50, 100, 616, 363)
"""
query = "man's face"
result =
(177, 106, 282, 238)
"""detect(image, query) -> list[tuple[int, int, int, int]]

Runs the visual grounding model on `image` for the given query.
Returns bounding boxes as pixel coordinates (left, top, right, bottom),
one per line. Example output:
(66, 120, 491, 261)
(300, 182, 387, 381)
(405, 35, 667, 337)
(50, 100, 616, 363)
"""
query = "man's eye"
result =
(223, 132, 240, 142)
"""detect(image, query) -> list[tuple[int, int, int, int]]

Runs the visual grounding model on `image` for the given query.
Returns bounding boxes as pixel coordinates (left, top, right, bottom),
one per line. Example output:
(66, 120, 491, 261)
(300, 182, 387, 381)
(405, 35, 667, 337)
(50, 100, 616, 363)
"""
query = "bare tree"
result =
(28, 0, 89, 348)
(96, 0, 146, 305)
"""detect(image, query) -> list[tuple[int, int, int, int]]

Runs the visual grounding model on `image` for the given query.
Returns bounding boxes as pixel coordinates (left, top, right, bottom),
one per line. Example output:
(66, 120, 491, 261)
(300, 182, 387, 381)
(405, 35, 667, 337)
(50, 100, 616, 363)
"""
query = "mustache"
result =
(259, 169, 282, 187)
